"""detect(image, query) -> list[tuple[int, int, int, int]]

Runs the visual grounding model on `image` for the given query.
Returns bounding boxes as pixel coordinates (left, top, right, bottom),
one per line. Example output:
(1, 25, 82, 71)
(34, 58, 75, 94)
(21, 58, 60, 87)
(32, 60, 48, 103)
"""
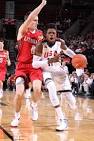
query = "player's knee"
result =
(33, 81, 41, 94)
(16, 77, 24, 85)
(16, 77, 25, 95)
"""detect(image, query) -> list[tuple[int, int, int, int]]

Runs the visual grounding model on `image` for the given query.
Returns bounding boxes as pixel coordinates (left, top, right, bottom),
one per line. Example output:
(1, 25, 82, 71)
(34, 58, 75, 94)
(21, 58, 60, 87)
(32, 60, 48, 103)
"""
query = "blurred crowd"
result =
(70, 70, 94, 96)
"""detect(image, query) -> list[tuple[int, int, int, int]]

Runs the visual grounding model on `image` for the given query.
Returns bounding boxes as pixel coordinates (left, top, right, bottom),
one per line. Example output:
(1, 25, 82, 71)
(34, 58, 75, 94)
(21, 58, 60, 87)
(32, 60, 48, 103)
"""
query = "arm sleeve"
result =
(32, 55, 48, 69)
(63, 48, 76, 58)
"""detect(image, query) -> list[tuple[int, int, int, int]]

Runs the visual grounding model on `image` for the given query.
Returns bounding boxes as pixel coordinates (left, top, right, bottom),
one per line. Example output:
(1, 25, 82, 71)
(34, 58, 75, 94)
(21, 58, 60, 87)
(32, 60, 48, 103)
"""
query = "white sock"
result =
(26, 98, 30, 103)
(15, 112, 20, 119)
(55, 107, 65, 120)
(31, 101, 37, 107)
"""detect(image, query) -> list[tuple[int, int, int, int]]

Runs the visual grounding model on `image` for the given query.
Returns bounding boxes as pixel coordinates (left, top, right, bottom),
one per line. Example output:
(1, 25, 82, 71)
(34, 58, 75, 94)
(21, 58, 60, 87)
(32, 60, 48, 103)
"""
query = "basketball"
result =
(72, 54, 87, 69)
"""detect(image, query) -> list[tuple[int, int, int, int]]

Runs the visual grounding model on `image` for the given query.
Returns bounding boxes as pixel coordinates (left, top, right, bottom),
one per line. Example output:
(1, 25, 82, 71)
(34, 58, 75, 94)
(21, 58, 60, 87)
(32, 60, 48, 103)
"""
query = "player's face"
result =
(0, 41, 4, 51)
(28, 16, 38, 31)
(46, 28, 57, 43)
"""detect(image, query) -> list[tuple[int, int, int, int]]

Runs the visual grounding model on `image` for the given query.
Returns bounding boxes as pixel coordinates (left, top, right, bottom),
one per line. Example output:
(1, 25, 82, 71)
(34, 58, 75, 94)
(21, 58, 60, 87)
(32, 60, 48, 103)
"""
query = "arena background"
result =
(0, 0, 94, 81)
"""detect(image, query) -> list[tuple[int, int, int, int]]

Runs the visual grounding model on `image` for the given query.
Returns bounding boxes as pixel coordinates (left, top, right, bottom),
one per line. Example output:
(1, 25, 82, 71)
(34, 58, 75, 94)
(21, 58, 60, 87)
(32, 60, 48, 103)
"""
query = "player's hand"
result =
(41, 0, 47, 6)
(48, 55, 60, 66)
(48, 58, 55, 66)
(56, 38, 64, 43)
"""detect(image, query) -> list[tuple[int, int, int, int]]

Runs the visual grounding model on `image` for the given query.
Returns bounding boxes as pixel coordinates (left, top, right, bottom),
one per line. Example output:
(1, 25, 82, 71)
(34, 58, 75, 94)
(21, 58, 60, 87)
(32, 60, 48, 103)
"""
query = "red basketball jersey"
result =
(0, 50, 8, 69)
(17, 30, 43, 63)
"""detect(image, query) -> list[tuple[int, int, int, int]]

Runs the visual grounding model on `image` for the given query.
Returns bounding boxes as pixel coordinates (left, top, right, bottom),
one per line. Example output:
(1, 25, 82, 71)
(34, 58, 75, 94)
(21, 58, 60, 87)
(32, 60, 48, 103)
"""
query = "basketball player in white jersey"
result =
(32, 23, 76, 131)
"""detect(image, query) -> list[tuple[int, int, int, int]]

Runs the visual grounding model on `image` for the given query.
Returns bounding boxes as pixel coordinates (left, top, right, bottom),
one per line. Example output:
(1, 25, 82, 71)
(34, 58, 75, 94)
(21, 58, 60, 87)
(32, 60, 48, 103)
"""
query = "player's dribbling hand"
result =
(42, 0, 47, 6)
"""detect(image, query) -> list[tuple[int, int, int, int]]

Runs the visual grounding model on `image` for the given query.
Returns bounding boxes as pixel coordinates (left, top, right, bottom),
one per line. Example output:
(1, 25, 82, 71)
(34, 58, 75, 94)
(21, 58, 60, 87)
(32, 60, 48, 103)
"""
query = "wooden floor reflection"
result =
(0, 91, 94, 141)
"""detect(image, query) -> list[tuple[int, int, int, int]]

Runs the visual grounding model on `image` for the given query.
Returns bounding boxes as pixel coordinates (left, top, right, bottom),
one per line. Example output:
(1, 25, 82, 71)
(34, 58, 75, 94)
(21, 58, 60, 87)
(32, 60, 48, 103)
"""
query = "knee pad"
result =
(16, 77, 25, 85)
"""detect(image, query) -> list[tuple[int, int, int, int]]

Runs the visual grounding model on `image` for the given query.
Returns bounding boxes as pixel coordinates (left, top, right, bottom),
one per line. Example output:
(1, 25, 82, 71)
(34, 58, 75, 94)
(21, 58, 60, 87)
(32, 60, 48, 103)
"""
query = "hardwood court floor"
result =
(0, 91, 94, 141)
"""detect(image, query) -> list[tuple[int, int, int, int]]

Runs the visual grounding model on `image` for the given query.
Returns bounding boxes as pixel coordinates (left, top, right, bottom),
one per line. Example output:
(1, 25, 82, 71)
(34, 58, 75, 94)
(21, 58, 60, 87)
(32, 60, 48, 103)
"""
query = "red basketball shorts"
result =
(0, 69, 6, 81)
(15, 62, 43, 81)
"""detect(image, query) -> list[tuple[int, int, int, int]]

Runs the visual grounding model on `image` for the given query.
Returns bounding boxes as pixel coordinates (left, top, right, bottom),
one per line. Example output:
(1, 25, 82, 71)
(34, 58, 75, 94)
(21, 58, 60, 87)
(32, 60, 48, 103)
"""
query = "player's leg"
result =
(24, 81, 32, 108)
(0, 71, 6, 99)
(59, 75, 82, 120)
(11, 76, 25, 127)
(0, 80, 3, 99)
(25, 87, 31, 108)
(60, 75, 77, 110)
(30, 68, 42, 121)
(43, 72, 67, 131)
(31, 79, 42, 121)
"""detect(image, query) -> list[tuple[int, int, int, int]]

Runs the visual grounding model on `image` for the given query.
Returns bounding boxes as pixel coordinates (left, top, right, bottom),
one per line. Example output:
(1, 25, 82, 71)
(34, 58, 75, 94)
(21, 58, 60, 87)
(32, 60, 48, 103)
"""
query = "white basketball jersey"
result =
(41, 41, 71, 91)
(41, 41, 67, 77)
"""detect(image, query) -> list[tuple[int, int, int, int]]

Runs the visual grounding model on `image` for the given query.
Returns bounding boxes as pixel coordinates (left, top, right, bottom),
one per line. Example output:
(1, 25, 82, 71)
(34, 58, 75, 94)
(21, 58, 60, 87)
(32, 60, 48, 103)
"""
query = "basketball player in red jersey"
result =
(0, 39, 11, 99)
(11, 0, 47, 127)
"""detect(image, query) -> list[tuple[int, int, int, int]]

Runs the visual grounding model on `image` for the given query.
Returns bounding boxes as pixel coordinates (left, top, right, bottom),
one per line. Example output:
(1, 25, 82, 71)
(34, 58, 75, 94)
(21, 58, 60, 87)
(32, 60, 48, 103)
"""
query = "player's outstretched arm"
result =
(17, 0, 47, 40)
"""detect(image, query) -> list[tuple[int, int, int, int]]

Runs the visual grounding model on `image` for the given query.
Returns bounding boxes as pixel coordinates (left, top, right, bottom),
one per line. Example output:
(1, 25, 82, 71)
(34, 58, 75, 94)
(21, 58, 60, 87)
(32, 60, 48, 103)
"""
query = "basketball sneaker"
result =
(56, 118, 68, 131)
(11, 116, 20, 127)
(31, 103, 38, 121)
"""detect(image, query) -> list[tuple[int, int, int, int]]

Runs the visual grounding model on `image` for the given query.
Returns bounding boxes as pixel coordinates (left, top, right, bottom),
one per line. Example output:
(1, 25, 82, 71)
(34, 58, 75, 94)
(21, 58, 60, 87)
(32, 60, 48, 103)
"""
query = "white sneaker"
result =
(31, 105, 38, 121)
(56, 119, 68, 131)
(11, 117, 20, 127)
